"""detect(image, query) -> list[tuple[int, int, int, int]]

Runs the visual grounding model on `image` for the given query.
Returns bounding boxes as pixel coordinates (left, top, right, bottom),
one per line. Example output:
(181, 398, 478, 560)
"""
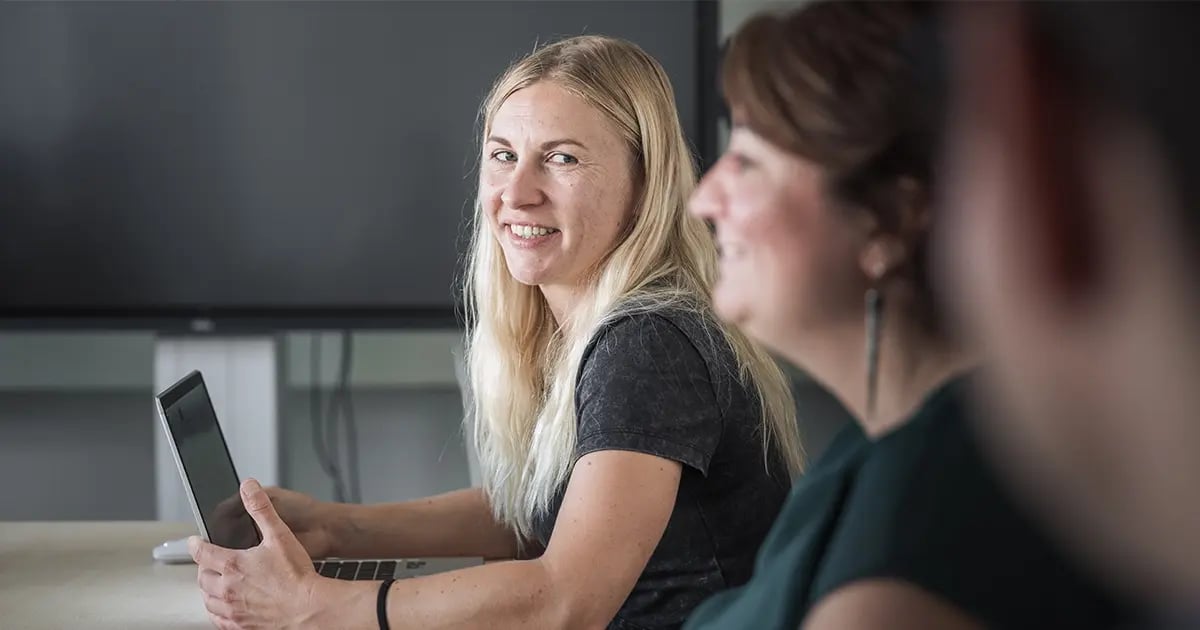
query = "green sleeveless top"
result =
(685, 375, 1136, 629)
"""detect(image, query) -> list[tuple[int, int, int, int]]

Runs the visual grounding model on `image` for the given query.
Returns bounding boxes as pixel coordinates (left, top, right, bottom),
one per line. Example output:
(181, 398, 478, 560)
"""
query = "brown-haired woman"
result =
(682, 2, 1138, 629)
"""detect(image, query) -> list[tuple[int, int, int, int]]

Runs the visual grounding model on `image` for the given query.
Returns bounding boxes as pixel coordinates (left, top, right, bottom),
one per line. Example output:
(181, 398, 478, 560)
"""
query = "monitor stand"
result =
(152, 335, 280, 523)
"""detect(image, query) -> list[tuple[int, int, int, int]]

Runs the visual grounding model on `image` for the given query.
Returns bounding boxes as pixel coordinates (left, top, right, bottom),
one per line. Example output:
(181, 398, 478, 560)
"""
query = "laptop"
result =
(155, 369, 480, 580)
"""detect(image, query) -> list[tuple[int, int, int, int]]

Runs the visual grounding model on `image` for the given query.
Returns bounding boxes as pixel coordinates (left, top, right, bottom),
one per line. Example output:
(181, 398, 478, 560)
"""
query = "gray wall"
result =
(0, 332, 470, 521)
(280, 386, 470, 505)
(721, 0, 799, 38)
(0, 390, 156, 520)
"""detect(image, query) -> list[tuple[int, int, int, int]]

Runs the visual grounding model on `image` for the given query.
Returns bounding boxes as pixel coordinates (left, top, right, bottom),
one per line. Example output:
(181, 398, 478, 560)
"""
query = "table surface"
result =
(0, 521, 209, 630)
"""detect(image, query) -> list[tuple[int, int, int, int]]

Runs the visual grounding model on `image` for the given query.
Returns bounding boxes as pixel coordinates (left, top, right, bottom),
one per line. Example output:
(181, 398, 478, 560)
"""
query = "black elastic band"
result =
(377, 578, 395, 630)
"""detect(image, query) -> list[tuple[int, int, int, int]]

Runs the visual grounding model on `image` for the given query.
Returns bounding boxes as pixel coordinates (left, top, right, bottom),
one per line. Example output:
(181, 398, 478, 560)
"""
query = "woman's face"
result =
(689, 127, 867, 360)
(480, 81, 638, 291)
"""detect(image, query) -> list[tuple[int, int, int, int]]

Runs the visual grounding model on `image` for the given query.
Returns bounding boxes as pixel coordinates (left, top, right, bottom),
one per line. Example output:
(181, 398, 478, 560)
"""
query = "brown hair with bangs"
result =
(723, 0, 943, 330)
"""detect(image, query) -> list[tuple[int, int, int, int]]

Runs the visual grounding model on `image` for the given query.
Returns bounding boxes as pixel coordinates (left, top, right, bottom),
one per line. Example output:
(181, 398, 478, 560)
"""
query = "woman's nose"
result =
(688, 165, 726, 222)
(500, 161, 546, 209)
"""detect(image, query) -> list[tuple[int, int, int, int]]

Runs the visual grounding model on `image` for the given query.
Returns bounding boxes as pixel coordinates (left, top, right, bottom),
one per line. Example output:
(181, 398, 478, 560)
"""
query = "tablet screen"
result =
(158, 374, 261, 550)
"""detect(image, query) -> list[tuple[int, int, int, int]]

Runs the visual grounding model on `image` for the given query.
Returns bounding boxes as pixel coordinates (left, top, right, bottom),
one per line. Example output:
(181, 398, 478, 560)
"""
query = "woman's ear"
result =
(860, 235, 907, 284)
(859, 177, 928, 283)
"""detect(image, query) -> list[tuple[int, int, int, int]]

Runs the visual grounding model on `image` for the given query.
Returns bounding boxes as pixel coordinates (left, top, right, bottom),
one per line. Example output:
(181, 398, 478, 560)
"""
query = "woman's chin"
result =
(712, 283, 752, 324)
(509, 274, 542, 287)
(712, 289, 783, 348)
(506, 266, 550, 287)
(710, 298, 748, 328)
(502, 252, 555, 287)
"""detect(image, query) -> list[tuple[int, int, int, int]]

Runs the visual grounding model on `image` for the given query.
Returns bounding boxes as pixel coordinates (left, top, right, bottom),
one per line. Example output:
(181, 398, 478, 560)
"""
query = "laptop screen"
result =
(158, 372, 261, 550)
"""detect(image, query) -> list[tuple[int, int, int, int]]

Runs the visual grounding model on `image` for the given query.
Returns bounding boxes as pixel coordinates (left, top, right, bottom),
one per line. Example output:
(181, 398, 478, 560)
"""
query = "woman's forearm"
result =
(319, 559, 588, 630)
(328, 487, 523, 560)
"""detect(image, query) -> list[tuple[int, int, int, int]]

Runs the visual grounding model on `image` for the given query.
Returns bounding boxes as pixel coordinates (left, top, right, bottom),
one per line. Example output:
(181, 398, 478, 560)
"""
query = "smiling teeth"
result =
(510, 224, 556, 239)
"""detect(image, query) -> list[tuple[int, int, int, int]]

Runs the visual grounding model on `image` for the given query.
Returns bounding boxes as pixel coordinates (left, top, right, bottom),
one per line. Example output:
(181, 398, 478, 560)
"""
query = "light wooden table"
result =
(0, 521, 208, 630)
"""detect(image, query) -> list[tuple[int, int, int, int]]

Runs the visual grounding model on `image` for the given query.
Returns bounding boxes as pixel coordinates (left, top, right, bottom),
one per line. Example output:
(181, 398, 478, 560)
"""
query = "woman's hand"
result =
(189, 479, 346, 629)
(210, 485, 339, 559)
(262, 486, 340, 559)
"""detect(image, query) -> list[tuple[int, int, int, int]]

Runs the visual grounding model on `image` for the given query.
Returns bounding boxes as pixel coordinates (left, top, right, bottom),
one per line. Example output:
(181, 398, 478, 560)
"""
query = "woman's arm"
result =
(802, 580, 983, 630)
(329, 487, 522, 561)
(319, 449, 683, 629)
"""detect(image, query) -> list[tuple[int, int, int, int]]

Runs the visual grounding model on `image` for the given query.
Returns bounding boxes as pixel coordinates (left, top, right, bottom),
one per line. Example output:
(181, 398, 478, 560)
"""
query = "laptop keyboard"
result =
(312, 559, 429, 581)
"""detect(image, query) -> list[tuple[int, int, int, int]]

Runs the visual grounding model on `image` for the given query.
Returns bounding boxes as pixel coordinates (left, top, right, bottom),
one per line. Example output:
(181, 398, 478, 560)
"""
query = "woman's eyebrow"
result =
(485, 136, 588, 151)
(539, 138, 587, 151)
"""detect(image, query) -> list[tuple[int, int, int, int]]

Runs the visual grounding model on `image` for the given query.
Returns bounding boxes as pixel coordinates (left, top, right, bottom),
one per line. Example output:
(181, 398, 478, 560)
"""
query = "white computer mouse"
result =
(152, 537, 196, 564)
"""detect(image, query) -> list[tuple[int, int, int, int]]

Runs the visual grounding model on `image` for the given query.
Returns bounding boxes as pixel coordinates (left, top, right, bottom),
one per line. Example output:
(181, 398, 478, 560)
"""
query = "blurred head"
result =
(465, 35, 804, 540)
(938, 2, 1200, 605)
(690, 1, 941, 374)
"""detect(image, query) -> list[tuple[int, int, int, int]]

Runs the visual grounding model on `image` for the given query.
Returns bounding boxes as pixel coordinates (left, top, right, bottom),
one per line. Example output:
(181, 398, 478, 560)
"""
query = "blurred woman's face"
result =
(937, 2, 1200, 599)
(688, 126, 867, 363)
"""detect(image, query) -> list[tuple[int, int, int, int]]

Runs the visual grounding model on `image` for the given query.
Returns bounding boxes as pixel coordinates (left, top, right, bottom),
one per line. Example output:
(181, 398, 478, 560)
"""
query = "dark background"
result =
(0, 1, 716, 328)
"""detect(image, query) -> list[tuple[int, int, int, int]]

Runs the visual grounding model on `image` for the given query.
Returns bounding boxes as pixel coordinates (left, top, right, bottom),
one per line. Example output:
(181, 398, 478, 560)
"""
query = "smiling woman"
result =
(682, 2, 1138, 629)
(188, 34, 805, 630)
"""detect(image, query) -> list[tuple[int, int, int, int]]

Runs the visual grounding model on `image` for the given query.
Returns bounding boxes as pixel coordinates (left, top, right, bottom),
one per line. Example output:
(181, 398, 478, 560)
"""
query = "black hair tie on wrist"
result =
(377, 579, 396, 630)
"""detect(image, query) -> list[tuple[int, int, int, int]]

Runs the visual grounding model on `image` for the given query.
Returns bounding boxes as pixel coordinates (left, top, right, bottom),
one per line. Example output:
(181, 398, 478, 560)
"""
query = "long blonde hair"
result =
(464, 35, 804, 541)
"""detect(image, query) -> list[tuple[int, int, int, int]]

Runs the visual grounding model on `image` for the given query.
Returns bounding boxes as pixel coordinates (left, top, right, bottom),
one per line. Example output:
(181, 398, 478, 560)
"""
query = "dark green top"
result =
(685, 375, 1136, 629)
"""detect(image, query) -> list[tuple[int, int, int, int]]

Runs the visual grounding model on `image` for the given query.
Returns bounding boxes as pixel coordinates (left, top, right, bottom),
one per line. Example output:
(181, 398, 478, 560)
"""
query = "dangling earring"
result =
(865, 286, 885, 421)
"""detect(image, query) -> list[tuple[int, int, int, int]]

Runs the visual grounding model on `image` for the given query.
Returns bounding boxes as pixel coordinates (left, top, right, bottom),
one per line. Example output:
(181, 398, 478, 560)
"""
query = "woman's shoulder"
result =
(811, 375, 1134, 626)
(576, 300, 755, 420)
(582, 302, 732, 379)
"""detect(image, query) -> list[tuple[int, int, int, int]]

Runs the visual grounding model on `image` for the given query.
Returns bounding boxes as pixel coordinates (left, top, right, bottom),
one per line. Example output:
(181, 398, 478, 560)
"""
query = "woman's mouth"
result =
(505, 223, 560, 247)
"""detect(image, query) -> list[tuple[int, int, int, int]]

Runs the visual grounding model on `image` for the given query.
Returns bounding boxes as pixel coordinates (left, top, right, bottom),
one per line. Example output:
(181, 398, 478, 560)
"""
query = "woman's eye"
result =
(548, 153, 578, 165)
(492, 150, 517, 163)
(730, 152, 756, 172)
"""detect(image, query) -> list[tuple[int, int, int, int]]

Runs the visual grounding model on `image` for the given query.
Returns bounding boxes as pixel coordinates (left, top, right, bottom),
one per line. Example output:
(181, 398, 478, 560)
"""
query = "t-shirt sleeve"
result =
(810, 400, 1134, 628)
(574, 313, 725, 475)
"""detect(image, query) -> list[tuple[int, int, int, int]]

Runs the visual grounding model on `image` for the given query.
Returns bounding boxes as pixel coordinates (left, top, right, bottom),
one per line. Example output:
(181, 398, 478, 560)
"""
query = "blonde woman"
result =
(187, 35, 803, 630)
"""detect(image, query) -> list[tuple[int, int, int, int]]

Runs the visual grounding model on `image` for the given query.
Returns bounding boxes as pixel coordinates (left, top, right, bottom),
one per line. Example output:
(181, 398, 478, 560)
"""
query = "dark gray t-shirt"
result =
(530, 306, 792, 630)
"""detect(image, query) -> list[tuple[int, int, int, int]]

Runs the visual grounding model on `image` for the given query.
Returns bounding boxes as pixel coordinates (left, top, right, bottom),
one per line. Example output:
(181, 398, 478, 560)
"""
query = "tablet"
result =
(155, 370, 261, 550)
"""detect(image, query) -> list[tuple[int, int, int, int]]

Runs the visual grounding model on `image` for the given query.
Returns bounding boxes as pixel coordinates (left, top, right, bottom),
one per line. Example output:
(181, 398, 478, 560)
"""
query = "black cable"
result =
(324, 332, 353, 503)
(309, 331, 359, 504)
(324, 375, 347, 503)
(310, 332, 335, 480)
(313, 332, 346, 503)
(340, 331, 361, 503)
